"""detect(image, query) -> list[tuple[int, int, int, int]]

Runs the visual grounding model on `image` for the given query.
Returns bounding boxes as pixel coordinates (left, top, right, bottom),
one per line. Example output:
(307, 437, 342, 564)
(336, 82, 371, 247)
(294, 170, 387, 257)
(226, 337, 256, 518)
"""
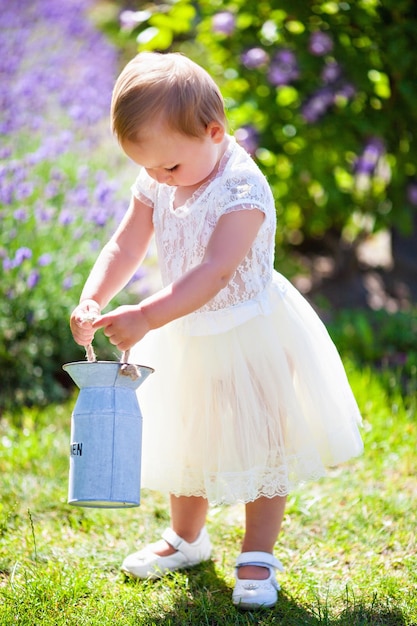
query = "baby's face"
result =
(122, 121, 225, 189)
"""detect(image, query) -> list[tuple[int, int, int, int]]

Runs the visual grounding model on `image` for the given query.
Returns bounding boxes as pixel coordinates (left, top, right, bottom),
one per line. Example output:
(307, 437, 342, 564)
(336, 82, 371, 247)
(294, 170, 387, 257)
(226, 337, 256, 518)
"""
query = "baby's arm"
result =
(93, 207, 264, 351)
(70, 195, 154, 346)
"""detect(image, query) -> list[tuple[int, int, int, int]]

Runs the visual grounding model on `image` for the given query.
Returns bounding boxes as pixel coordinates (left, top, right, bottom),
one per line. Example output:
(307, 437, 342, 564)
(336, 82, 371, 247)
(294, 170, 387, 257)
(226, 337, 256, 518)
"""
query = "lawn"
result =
(0, 360, 416, 625)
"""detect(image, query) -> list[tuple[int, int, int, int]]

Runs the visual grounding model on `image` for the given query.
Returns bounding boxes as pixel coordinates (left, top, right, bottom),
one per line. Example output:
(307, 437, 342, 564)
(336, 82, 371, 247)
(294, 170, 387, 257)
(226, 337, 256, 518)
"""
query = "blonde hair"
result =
(111, 52, 226, 143)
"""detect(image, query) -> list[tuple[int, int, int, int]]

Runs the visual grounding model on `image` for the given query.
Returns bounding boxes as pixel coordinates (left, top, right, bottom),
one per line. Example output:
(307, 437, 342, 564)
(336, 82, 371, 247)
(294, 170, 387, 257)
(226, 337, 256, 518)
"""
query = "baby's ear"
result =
(207, 121, 225, 143)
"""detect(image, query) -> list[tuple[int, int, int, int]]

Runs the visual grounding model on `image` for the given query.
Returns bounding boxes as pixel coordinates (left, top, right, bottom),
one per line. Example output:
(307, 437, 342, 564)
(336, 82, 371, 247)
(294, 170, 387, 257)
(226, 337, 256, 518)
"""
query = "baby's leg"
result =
(151, 494, 209, 556)
(239, 495, 287, 579)
(231, 496, 286, 608)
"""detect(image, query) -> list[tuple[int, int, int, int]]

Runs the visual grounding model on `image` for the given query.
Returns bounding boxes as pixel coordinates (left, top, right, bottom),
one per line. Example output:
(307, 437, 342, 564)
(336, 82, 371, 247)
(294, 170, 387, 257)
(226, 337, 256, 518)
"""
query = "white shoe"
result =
(121, 527, 212, 579)
(232, 551, 284, 610)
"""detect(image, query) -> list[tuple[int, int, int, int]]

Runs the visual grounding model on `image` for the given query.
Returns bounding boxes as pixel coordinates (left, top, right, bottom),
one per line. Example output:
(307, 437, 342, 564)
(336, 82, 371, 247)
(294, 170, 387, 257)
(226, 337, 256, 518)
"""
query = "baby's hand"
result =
(93, 305, 150, 352)
(70, 299, 101, 346)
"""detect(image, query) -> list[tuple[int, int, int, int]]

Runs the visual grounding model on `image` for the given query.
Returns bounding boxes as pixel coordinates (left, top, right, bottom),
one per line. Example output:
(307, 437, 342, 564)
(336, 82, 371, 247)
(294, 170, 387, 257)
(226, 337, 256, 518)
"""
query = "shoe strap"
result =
(236, 551, 284, 572)
(162, 527, 205, 559)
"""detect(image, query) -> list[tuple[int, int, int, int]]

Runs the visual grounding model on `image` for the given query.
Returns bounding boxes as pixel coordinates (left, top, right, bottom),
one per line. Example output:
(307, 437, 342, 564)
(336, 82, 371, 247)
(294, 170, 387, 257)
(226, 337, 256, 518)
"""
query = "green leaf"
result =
(137, 26, 173, 50)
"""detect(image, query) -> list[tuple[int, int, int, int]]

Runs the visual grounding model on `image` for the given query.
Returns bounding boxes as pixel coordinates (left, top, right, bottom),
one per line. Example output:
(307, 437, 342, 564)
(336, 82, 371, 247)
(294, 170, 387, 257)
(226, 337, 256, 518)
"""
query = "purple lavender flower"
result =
(268, 49, 299, 86)
(13, 208, 28, 221)
(62, 276, 73, 290)
(119, 10, 137, 31)
(354, 138, 385, 175)
(15, 181, 34, 201)
(14, 247, 32, 266)
(38, 253, 52, 266)
(0, 147, 12, 159)
(301, 86, 335, 123)
(119, 10, 151, 31)
(95, 181, 115, 204)
(321, 61, 342, 84)
(235, 126, 260, 156)
(59, 209, 74, 225)
(302, 75, 356, 124)
(89, 208, 108, 227)
(241, 48, 269, 69)
(212, 11, 236, 36)
(69, 186, 90, 207)
(336, 82, 356, 100)
(35, 204, 55, 222)
(0, 184, 13, 205)
(27, 270, 40, 289)
(309, 31, 333, 56)
(43, 182, 60, 199)
(406, 181, 417, 206)
(3, 257, 14, 271)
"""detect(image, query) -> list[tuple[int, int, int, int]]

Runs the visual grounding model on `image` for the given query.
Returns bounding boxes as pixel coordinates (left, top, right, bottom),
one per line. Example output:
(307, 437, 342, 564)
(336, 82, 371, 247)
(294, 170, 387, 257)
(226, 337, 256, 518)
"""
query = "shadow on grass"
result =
(278, 591, 408, 626)
(123, 560, 409, 625)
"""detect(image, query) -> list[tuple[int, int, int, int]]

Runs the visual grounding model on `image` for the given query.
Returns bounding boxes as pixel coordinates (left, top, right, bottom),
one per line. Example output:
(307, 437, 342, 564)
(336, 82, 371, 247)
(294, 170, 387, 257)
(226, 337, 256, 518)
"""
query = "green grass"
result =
(1, 361, 416, 625)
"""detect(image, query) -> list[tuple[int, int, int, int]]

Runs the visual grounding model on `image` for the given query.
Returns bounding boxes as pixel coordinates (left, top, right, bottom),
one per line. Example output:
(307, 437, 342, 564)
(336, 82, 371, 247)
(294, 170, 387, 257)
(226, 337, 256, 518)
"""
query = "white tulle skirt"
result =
(130, 271, 363, 505)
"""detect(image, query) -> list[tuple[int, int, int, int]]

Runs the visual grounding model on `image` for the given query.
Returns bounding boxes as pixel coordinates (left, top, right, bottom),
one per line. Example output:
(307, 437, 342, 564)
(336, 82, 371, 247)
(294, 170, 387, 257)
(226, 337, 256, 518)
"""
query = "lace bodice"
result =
(131, 136, 277, 332)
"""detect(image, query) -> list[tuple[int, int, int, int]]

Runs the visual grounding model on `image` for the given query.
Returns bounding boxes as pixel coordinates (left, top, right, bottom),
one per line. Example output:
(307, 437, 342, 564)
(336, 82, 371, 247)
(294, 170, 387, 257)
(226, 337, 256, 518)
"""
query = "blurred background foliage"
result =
(0, 0, 150, 412)
(95, 0, 417, 273)
(2, 0, 417, 413)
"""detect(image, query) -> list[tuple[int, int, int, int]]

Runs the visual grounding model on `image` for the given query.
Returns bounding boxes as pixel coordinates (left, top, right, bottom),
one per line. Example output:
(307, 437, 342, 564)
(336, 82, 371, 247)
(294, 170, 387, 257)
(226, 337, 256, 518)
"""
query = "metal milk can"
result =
(62, 360, 154, 508)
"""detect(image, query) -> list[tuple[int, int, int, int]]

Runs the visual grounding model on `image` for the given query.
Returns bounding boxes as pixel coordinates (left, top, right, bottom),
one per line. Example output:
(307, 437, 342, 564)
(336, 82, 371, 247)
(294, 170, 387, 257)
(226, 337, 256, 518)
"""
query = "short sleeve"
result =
(220, 173, 272, 217)
(130, 167, 157, 208)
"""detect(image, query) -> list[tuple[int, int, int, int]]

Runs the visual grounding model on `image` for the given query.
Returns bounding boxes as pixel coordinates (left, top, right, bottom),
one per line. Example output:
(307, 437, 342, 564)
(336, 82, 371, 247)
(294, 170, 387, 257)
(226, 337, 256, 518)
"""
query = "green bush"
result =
(327, 307, 417, 397)
(109, 0, 417, 258)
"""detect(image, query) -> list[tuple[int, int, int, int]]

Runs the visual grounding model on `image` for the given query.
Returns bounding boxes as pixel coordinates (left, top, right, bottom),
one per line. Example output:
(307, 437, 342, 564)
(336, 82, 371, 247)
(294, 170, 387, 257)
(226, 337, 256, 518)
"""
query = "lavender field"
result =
(0, 0, 148, 412)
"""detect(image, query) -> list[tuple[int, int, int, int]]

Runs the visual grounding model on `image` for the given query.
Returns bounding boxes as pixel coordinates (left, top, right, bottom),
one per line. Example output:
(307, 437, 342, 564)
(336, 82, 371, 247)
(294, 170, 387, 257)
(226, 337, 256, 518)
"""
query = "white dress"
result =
(130, 136, 363, 505)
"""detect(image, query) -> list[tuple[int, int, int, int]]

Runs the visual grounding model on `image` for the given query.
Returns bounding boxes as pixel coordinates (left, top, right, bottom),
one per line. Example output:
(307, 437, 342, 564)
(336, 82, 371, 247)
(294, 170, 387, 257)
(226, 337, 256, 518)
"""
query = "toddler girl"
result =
(70, 51, 363, 610)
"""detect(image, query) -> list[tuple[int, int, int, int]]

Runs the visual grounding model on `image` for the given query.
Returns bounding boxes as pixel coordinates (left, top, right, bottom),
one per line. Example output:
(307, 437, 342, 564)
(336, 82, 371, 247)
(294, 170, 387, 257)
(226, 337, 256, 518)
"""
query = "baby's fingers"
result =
(91, 314, 111, 330)
(74, 300, 101, 325)
(72, 327, 96, 347)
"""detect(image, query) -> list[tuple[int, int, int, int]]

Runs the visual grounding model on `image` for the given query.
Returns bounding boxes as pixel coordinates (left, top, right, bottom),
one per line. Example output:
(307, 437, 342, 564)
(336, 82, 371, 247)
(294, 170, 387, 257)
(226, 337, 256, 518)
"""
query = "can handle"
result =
(78, 314, 130, 366)
(85, 342, 131, 367)
(85, 343, 97, 362)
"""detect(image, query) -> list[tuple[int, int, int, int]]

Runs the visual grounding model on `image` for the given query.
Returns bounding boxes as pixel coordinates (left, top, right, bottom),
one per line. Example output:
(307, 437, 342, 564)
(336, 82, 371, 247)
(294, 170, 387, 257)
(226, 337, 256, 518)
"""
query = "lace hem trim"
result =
(144, 465, 329, 505)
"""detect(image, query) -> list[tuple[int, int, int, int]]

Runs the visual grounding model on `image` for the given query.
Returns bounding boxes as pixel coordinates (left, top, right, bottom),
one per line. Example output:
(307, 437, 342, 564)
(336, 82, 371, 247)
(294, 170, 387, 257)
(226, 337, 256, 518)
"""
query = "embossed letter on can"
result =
(70, 442, 83, 456)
